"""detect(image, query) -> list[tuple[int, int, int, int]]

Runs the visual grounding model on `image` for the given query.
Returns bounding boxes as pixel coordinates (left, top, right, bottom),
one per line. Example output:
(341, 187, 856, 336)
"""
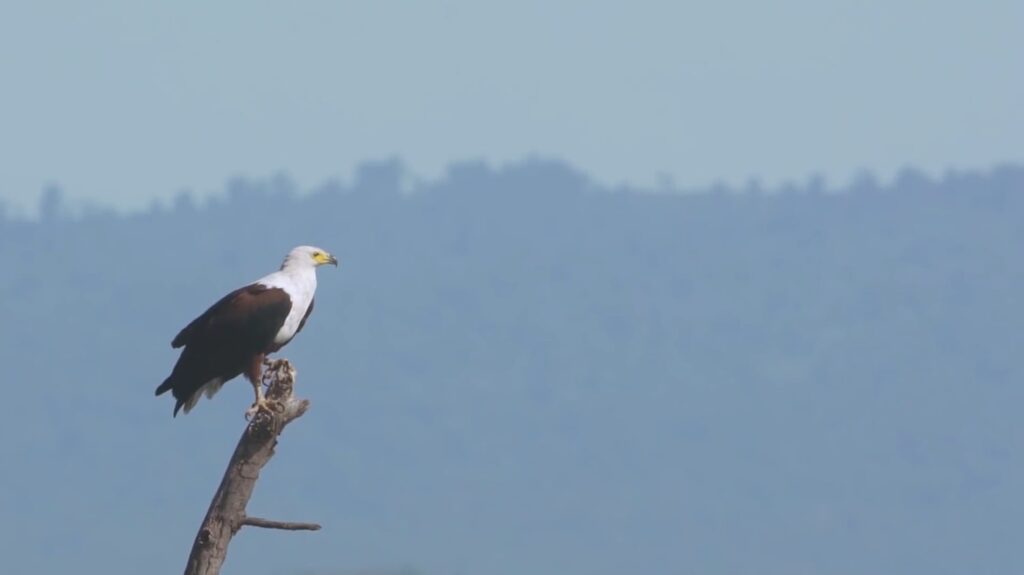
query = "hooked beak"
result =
(313, 251, 339, 267)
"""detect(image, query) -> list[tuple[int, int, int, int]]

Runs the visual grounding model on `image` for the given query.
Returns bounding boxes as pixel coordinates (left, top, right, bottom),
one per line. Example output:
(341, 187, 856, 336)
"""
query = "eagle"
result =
(156, 245, 338, 417)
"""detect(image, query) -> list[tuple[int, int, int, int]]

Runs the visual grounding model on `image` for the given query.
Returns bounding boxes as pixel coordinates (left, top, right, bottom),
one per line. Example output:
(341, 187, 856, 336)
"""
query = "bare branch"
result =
(183, 359, 319, 575)
(240, 516, 322, 531)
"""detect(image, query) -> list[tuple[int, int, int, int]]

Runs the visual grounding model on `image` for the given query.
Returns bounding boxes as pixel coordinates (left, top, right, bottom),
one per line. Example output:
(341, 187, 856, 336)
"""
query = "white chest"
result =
(257, 268, 317, 345)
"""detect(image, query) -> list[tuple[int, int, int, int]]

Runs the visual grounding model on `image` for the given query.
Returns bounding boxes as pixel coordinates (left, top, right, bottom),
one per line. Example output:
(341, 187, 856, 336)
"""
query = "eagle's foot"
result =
(245, 396, 274, 420)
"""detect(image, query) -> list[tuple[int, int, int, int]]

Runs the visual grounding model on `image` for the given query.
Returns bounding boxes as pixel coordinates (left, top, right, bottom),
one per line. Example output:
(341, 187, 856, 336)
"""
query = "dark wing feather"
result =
(193, 286, 290, 342)
(172, 286, 250, 348)
(156, 284, 293, 414)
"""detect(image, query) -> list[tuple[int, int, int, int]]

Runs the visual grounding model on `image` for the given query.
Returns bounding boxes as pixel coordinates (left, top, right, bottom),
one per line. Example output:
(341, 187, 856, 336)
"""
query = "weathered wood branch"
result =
(184, 359, 320, 575)
(240, 516, 322, 531)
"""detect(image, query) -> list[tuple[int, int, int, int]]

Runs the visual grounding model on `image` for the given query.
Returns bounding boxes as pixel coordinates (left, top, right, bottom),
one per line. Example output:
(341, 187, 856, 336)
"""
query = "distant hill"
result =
(1, 159, 1022, 575)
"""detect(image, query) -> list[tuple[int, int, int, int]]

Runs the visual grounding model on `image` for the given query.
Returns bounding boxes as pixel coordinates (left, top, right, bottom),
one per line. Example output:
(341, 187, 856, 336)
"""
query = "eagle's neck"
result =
(279, 254, 306, 271)
(275, 265, 317, 294)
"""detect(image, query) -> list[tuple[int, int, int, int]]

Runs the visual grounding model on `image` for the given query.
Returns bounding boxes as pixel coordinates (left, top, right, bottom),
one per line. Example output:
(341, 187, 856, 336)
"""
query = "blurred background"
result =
(0, 2, 1022, 574)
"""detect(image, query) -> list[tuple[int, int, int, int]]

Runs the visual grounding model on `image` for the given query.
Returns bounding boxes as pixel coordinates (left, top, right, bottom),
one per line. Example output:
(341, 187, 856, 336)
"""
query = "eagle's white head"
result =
(280, 245, 338, 271)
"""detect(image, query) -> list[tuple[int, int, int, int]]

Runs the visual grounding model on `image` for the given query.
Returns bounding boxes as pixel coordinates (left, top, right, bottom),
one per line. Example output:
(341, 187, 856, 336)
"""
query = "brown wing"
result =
(157, 284, 292, 415)
(171, 284, 290, 349)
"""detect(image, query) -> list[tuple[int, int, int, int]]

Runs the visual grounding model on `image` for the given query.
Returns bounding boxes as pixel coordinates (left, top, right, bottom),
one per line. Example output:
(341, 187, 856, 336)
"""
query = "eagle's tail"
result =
(156, 374, 225, 417)
(155, 376, 174, 397)
(155, 375, 189, 417)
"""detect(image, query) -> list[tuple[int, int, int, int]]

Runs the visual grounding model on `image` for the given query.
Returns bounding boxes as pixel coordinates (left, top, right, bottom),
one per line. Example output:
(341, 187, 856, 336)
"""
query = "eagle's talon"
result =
(244, 397, 274, 420)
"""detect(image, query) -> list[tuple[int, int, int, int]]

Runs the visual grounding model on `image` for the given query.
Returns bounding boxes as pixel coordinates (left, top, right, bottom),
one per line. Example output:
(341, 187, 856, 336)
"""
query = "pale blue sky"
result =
(1, 0, 1020, 211)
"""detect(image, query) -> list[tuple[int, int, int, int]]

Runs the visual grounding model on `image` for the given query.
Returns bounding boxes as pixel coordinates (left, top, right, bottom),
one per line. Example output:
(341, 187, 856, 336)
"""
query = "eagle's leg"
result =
(244, 353, 273, 420)
(244, 381, 272, 420)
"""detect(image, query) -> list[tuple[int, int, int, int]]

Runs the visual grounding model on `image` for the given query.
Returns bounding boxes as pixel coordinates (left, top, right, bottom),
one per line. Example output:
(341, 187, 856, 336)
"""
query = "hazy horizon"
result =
(3, 155, 1021, 221)
(2, 1, 1021, 212)
(2, 161, 1023, 574)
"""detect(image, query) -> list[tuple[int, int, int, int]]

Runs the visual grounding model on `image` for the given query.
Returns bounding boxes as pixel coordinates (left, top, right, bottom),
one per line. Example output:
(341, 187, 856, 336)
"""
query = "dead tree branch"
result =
(240, 516, 322, 531)
(184, 358, 320, 575)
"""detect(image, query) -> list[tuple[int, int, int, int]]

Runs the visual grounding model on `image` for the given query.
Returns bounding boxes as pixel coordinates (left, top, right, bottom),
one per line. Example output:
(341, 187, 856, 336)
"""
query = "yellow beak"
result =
(315, 252, 338, 266)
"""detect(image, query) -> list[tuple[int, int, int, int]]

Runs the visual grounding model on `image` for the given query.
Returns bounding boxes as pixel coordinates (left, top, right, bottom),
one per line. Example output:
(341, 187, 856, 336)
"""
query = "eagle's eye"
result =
(312, 251, 321, 259)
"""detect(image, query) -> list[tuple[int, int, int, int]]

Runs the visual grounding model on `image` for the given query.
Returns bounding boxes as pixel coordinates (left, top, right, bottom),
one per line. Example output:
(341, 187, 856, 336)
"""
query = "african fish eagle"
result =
(156, 245, 338, 417)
